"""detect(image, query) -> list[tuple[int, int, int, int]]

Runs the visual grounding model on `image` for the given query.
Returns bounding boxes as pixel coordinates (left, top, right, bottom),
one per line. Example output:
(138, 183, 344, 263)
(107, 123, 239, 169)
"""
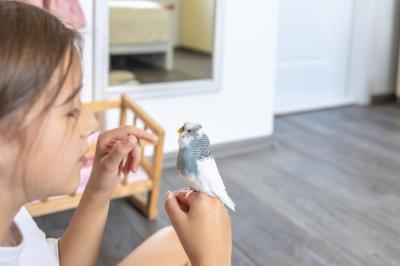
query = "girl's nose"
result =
(81, 107, 99, 139)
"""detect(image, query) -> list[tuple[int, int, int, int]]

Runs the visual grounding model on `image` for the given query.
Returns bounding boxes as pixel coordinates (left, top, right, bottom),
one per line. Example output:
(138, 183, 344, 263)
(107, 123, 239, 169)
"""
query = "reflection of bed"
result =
(109, 0, 174, 70)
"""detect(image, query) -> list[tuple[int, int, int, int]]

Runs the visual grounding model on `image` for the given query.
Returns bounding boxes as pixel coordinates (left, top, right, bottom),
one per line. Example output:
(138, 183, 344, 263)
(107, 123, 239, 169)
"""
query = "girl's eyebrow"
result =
(61, 84, 83, 105)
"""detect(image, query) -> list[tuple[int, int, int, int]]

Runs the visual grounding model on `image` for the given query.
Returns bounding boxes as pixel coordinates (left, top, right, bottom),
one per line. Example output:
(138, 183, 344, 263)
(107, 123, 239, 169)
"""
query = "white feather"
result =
(193, 158, 236, 211)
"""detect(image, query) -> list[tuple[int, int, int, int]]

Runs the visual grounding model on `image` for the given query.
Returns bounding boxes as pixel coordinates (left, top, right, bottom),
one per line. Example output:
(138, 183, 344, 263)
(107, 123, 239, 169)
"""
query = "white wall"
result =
(368, 0, 400, 96)
(134, 0, 278, 153)
(179, 0, 214, 53)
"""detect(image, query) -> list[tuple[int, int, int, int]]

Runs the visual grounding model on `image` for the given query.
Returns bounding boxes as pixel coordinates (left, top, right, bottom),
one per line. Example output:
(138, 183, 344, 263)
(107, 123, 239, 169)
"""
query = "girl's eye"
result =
(67, 108, 80, 118)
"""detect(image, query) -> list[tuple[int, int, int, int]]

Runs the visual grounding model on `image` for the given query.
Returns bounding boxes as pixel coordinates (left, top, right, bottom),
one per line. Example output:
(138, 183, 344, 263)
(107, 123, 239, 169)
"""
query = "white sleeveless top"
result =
(0, 207, 59, 266)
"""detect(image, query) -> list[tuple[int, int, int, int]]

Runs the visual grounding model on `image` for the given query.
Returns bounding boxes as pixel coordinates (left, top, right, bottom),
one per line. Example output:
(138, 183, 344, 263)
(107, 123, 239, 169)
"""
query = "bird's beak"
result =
(177, 127, 184, 134)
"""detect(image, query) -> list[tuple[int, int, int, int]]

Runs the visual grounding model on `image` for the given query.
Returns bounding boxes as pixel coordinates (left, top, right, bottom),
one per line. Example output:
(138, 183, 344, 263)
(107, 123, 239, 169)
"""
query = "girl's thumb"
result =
(164, 191, 186, 226)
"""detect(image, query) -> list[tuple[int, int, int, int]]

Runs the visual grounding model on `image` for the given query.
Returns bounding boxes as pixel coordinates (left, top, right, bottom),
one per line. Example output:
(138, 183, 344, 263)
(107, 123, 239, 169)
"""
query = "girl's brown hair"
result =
(0, 1, 81, 136)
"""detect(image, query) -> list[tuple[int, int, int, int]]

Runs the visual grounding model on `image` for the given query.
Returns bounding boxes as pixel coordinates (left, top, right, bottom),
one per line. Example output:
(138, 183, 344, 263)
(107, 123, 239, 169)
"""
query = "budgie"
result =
(176, 122, 235, 211)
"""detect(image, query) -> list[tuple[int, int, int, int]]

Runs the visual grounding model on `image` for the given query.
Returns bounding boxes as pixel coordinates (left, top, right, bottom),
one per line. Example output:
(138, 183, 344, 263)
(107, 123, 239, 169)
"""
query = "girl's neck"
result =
(0, 192, 24, 247)
(1, 222, 22, 247)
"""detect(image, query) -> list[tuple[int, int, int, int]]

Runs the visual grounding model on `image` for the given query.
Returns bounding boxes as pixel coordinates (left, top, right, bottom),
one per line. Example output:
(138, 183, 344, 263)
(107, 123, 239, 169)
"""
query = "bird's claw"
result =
(174, 187, 194, 200)
(184, 189, 194, 201)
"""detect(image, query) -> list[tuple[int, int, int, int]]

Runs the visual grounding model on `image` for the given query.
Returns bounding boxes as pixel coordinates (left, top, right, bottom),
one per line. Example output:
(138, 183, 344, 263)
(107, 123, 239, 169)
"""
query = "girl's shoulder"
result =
(0, 207, 60, 266)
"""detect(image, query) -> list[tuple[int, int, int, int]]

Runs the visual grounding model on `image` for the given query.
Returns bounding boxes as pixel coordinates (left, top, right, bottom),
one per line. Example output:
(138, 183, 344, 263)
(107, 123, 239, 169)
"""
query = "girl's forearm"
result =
(58, 186, 110, 266)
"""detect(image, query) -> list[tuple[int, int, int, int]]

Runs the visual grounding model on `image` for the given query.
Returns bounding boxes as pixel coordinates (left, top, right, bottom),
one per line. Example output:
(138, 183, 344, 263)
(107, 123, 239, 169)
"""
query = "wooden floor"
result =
(35, 104, 400, 266)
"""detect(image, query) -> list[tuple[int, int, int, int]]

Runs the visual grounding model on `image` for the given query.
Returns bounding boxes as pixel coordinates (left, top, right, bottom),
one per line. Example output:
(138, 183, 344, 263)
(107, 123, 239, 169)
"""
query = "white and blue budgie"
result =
(177, 122, 235, 211)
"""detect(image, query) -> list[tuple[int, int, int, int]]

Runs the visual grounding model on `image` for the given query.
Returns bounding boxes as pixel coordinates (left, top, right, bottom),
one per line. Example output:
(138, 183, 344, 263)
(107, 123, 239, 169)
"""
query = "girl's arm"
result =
(58, 126, 157, 266)
(58, 187, 111, 266)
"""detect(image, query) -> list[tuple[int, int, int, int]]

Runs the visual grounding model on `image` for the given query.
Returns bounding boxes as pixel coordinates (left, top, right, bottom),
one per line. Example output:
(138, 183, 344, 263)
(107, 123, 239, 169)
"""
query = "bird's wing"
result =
(196, 158, 236, 211)
(196, 157, 225, 190)
(192, 134, 212, 160)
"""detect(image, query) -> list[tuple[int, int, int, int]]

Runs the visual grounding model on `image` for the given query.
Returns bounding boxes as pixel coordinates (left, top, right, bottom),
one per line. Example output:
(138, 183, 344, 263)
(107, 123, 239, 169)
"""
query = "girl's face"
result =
(2, 48, 98, 202)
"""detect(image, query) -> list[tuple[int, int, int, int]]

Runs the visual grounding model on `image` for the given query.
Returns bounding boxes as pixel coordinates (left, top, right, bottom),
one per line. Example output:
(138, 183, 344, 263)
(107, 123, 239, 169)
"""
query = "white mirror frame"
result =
(93, 0, 225, 101)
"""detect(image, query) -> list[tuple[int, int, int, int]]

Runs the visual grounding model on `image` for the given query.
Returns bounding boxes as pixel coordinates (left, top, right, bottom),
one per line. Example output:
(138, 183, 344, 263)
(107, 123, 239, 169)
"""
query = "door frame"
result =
(347, 0, 375, 105)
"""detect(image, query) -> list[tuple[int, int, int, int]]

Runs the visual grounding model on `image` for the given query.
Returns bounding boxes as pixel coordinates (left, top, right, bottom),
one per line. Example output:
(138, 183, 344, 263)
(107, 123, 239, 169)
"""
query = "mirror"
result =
(108, 0, 216, 87)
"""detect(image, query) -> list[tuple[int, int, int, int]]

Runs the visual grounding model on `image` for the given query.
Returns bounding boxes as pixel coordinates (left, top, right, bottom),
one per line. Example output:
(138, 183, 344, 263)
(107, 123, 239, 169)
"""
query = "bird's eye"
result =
(188, 130, 191, 133)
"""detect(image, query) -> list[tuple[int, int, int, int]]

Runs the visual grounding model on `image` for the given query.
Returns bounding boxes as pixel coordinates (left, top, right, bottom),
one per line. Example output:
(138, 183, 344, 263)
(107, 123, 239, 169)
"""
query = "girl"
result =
(0, 2, 232, 266)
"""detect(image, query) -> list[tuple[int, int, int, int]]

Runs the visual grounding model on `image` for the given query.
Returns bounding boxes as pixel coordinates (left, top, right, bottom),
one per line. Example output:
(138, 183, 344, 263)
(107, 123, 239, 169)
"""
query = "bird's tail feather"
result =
(218, 191, 235, 212)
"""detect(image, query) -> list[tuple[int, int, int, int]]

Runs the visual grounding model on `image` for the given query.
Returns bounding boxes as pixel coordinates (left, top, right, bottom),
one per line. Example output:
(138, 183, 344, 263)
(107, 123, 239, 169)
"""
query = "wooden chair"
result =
(25, 94, 165, 220)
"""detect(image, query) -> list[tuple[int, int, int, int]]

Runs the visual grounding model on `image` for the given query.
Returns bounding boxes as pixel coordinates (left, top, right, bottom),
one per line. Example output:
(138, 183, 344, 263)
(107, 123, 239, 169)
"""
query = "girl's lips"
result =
(79, 150, 93, 166)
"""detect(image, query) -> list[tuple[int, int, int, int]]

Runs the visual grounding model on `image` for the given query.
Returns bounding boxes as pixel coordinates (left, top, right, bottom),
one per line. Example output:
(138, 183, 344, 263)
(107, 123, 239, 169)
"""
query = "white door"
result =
(275, 0, 356, 114)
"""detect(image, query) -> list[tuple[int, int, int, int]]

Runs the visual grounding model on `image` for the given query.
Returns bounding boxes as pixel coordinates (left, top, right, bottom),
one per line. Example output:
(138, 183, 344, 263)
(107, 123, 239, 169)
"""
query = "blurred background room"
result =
(23, 0, 400, 265)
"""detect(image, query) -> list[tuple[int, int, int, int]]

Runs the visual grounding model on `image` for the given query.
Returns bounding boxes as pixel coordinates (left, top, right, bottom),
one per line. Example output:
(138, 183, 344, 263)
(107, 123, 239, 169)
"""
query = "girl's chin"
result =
(58, 176, 80, 196)
(62, 167, 83, 194)
(31, 166, 84, 200)
(27, 170, 82, 201)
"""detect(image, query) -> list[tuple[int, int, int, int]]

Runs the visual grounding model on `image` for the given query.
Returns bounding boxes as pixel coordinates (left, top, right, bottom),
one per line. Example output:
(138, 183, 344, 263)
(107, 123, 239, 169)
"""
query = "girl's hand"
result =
(164, 190, 232, 266)
(87, 126, 157, 197)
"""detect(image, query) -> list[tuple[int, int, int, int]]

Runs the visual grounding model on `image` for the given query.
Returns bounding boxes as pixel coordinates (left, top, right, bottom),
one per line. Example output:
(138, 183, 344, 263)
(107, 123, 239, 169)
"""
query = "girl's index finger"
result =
(127, 127, 158, 143)
(99, 126, 158, 148)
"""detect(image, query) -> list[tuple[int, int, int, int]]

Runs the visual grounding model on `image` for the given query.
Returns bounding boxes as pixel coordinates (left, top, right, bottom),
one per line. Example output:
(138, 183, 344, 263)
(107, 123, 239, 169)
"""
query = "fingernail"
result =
(123, 136, 134, 146)
(122, 137, 130, 145)
(164, 191, 172, 200)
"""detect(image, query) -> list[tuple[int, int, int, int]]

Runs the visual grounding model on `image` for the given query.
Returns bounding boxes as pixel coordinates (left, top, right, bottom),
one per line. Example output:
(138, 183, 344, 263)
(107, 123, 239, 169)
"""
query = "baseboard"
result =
(371, 93, 397, 105)
(163, 136, 273, 169)
(274, 98, 356, 115)
(175, 46, 212, 57)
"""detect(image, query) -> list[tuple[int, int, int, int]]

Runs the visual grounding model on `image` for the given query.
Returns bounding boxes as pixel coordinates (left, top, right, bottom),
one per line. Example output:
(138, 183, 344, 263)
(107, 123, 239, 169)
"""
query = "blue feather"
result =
(177, 145, 198, 176)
